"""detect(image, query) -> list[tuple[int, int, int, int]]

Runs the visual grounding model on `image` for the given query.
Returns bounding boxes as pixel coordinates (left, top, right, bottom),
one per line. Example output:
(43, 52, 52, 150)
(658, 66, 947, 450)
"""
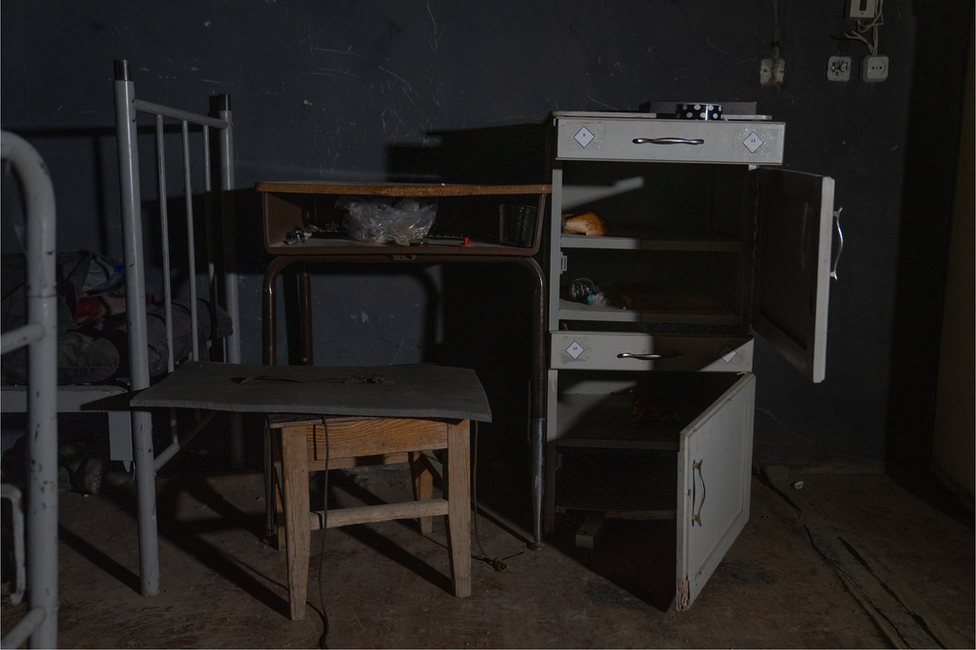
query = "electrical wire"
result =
(765, 0, 785, 89)
(470, 421, 524, 572)
(842, 0, 885, 55)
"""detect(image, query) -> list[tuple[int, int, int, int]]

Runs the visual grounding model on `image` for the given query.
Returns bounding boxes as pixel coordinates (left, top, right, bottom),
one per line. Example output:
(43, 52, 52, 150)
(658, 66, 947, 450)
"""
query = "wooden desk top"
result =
(255, 180, 551, 197)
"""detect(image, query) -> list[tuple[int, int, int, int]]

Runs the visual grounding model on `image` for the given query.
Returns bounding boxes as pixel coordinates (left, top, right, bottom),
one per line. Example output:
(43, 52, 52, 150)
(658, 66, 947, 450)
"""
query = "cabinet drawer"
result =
(551, 332, 753, 372)
(556, 118, 785, 165)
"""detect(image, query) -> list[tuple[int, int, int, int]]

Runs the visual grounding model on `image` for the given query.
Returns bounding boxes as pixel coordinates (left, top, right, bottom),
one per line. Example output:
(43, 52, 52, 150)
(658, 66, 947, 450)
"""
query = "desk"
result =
(256, 181, 551, 548)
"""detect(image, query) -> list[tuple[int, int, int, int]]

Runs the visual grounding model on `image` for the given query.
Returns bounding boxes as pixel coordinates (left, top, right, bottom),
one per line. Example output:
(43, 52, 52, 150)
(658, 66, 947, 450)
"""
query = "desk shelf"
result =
(258, 181, 551, 257)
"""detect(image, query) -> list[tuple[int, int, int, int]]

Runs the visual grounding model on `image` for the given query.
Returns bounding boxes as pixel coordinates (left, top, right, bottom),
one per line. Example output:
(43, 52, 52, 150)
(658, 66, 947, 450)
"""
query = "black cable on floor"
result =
(471, 421, 524, 572)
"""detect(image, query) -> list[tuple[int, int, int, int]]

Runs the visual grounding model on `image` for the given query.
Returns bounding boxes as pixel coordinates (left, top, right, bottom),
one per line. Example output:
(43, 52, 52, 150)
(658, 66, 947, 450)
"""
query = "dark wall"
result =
(2, 2, 971, 470)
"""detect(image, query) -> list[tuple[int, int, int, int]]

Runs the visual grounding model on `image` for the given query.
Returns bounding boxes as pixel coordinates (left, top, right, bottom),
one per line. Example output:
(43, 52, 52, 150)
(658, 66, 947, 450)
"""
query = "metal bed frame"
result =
(113, 58, 241, 597)
(0, 131, 60, 649)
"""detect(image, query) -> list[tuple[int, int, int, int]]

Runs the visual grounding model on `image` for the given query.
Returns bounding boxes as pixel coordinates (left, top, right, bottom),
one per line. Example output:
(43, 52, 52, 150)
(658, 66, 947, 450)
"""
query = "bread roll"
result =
(561, 212, 612, 236)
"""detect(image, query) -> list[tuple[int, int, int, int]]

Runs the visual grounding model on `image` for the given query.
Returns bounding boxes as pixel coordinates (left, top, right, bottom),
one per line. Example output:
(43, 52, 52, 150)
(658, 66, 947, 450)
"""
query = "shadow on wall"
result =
(384, 124, 549, 465)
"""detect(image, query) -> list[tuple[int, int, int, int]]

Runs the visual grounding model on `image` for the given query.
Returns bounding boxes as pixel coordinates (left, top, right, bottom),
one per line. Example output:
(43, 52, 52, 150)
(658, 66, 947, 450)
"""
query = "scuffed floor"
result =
(2, 461, 973, 649)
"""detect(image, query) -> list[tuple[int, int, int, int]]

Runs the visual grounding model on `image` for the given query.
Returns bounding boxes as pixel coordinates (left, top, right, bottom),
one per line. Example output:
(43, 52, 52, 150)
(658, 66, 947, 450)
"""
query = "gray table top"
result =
(130, 362, 492, 422)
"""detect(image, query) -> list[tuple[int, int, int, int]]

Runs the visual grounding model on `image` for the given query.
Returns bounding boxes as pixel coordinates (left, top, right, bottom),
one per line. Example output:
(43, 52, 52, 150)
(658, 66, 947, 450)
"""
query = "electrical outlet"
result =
(847, 0, 877, 19)
(861, 55, 889, 82)
(826, 56, 853, 82)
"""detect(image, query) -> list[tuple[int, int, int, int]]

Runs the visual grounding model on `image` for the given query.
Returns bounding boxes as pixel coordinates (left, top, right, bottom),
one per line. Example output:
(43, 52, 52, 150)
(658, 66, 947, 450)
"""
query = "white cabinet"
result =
(544, 110, 836, 611)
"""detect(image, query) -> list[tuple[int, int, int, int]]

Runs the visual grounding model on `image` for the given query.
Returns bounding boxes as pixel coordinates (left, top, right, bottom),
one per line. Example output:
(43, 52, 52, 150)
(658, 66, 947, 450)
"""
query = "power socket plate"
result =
(861, 55, 889, 82)
(827, 56, 853, 82)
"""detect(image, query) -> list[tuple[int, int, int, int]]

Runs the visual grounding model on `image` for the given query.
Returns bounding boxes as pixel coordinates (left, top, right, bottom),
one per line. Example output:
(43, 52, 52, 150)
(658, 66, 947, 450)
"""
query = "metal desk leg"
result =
(512, 257, 547, 550)
(299, 265, 314, 365)
(262, 256, 293, 543)
(262, 256, 294, 366)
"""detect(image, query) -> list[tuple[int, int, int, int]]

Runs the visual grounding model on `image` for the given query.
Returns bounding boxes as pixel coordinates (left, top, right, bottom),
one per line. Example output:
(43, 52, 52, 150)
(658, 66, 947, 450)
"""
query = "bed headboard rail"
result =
(113, 58, 240, 386)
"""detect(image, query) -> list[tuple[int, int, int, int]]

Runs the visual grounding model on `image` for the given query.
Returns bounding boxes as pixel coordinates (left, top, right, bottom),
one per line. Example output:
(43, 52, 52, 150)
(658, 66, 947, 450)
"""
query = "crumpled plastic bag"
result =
(336, 195, 437, 245)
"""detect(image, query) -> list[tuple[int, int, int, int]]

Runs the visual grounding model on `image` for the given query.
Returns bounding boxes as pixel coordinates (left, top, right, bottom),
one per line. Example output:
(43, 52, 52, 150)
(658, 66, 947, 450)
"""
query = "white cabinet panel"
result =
(754, 169, 836, 383)
(675, 373, 755, 611)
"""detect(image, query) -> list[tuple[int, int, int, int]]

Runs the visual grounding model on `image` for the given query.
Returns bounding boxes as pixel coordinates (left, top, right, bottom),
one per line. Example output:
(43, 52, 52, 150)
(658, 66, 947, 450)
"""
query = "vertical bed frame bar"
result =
(216, 94, 240, 365)
(0, 131, 60, 648)
(179, 120, 200, 361)
(154, 115, 176, 374)
(114, 58, 160, 597)
(113, 59, 239, 597)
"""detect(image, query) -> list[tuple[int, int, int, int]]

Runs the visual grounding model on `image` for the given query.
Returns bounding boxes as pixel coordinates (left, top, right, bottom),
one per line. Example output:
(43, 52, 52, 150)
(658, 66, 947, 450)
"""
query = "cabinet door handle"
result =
(617, 352, 684, 360)
(633, 137, 705, 146)
(830, 207, 844, 280)
(691, 460, 706, 527)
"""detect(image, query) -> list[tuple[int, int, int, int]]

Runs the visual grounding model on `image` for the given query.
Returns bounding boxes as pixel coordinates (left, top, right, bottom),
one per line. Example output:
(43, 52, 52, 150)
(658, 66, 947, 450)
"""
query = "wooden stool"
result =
(269, 414, 472, 621)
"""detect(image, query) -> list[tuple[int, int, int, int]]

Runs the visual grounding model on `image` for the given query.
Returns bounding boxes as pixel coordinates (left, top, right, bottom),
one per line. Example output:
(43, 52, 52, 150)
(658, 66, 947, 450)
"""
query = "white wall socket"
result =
(827, 56, 853, 82)
(847, 0, 878, 19)
(861, 55, 889, 82)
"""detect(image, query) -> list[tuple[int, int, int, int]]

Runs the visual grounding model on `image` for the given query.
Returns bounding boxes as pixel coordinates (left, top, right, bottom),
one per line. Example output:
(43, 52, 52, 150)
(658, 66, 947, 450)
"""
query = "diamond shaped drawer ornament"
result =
(574, 126, 596, 148)
(742, 132, 765, 153)
(566, 340, 585, 359)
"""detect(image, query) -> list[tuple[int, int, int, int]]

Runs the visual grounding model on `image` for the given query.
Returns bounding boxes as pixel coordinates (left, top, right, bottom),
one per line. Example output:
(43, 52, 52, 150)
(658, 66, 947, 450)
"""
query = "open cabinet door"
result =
(753, 169, 836, 383)
(675, 374, 756, 611)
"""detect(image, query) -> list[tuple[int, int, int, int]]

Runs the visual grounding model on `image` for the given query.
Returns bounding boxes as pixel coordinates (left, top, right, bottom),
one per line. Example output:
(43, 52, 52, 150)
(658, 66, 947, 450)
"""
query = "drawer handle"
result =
(617, 352, 684, 360)
(633, 137, 704, 146)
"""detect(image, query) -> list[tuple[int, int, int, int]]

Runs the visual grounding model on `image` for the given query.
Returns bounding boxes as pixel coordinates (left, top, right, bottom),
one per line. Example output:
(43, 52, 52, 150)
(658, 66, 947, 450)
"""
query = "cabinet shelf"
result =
(560, 231, 744, 253)
(555, 393, 683, 450)
(557, 299, 740, 325)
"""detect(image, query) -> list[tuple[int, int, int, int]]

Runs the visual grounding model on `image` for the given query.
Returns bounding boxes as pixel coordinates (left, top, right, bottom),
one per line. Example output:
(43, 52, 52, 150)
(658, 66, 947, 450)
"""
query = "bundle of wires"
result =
(843, 0, 885, 55)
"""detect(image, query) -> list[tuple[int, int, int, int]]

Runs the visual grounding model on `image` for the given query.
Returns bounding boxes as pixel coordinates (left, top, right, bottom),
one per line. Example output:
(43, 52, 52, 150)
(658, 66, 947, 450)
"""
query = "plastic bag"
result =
(336, 195, 437, 245)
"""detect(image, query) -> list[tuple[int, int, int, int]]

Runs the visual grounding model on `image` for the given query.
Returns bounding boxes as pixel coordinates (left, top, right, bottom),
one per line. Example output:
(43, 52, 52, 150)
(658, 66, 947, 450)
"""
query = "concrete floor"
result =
(2, 454, 973, 648)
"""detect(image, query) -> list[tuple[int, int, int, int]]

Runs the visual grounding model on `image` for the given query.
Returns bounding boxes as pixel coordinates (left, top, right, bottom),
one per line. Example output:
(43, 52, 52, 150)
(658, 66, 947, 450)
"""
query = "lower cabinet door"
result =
(675, 372, 756, 611)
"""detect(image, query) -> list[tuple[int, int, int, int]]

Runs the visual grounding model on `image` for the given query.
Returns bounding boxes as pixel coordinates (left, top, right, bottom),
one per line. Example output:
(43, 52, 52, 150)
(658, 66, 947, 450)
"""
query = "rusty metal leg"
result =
(263, 256, 295, 366)
(262, 256, 295, 545)
(512, 257, 547, 550)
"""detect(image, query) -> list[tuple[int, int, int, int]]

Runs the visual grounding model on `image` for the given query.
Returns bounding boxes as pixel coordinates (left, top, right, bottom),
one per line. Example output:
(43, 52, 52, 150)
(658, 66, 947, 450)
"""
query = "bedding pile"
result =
(1, 251, 232, 385)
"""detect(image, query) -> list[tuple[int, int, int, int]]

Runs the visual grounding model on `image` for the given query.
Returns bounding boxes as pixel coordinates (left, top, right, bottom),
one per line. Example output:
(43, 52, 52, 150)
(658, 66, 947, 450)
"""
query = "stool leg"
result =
(279, 425, 311, 620)
(264, 421, 278, 548)
(444, 420, 472, 598)
(410, 451, 433, 534)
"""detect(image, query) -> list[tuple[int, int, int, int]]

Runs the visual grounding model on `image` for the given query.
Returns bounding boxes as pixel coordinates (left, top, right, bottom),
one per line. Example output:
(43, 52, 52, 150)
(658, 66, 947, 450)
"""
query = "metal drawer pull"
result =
(830, 207, 844, 280)
(633, 137, 704, 146)
(617, 352, 683, 360)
